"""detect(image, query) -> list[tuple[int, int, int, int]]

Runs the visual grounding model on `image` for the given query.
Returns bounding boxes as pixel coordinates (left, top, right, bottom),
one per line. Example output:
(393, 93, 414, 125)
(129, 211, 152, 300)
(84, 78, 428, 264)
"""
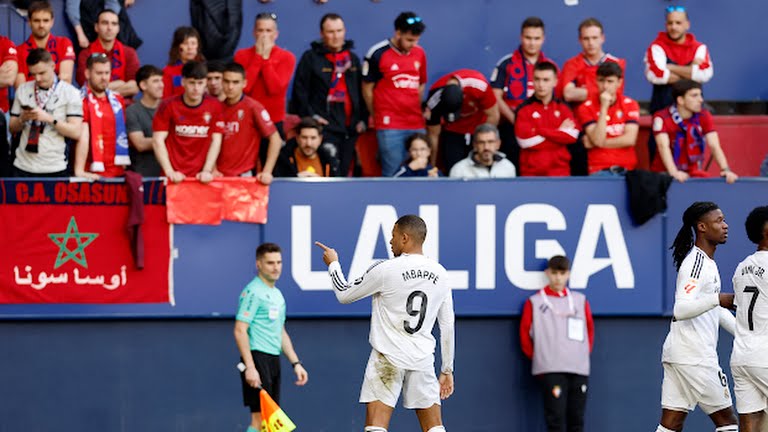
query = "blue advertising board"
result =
(0, 178, 765, 318)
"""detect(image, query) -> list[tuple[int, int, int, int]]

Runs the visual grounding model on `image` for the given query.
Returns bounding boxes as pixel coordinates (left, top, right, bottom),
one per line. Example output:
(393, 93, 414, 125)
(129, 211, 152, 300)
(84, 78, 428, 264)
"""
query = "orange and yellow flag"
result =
(260, 389, 297, 432)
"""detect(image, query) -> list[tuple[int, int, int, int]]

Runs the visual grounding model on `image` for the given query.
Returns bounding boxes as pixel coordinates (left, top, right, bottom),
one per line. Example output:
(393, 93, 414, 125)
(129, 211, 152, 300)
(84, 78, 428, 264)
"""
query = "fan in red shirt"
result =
(233, 13, 296, 128)
(424, 69, 499, 172)
(644, 7, 713, 115)
(75, 9, 140, 99)
(560, 18, 626, 106)
(515, 62, 579, 177)
(162, 27, 206, 99)
(651, 79, 737, 184)
(215, 62, 282, 183)
(74, 54, 129, 179)
(361, 11, 428, 177)
(15, 1, 75, 87)
(575, 62, 640, 175)
(152, 61, 224, 183)
(0, 36, 18, 114)
(490, 17, 555, 170)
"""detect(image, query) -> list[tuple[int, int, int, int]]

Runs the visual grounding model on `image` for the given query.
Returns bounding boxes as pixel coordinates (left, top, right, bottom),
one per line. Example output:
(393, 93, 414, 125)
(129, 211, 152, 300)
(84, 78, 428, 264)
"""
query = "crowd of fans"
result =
(0, 2, 751, 184)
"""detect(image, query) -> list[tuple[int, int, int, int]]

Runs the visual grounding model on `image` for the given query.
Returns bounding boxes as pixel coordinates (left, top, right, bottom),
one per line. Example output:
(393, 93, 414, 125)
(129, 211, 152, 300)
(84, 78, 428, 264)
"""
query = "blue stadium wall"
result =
(9, 0, 768, 100)
(2, 178, 767, 431)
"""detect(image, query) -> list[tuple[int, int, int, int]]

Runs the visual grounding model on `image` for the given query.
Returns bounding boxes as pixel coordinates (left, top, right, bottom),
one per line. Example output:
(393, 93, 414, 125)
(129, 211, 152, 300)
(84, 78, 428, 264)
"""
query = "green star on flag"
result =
(48, 216, 99, 269)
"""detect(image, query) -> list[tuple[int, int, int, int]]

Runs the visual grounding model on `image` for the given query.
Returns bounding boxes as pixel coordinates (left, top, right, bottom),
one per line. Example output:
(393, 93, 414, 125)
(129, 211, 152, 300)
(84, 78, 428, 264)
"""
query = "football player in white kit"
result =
(731, 206, 768, 432)
(654, 201, 738, 432)
(315, 214, 455, 432)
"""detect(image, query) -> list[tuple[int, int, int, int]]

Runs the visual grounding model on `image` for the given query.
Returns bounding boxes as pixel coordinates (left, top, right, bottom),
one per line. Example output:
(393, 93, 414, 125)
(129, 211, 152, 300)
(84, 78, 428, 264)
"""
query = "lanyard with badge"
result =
(539, 289, 585, 342)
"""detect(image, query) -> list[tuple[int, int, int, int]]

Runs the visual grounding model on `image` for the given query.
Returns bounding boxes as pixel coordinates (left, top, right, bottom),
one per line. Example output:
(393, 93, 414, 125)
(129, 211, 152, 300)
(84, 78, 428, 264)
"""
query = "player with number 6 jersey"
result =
(653, 201, 738, 432)
(730, 206, 768, 432)
(316, 214, 455, 432)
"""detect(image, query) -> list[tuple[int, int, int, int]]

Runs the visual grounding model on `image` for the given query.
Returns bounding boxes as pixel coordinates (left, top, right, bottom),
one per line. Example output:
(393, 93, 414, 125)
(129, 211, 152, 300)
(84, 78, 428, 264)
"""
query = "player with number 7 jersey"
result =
(730, 206, 768, 430)
(316, 214, 455, 432)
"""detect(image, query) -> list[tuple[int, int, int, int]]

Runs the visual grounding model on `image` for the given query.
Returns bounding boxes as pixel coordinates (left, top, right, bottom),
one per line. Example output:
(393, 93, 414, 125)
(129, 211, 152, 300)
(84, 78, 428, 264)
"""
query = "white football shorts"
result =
(359, 349, 441, 409)
(661, 362, 733, 414)
(732, 365, 768, 414)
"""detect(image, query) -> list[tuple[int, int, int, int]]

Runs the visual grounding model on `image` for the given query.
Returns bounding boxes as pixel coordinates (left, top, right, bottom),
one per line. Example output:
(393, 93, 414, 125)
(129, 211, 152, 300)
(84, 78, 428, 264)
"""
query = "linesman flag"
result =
(260, 389, 296, 432)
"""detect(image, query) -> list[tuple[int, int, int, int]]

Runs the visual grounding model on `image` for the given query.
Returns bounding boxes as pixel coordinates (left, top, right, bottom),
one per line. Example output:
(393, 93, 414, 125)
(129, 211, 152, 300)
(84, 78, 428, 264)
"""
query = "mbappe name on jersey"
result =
(402, 268, 439, 284)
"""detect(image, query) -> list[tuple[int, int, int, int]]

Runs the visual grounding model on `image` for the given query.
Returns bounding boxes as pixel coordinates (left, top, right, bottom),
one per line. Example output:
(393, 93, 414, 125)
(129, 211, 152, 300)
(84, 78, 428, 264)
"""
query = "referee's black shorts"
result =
(240, 350, 281, 413)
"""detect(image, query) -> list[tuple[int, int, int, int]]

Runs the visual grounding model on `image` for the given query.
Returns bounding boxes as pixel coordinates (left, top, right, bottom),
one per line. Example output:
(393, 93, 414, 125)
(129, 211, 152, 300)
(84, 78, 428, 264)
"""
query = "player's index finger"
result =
(314, 241, 330, 251)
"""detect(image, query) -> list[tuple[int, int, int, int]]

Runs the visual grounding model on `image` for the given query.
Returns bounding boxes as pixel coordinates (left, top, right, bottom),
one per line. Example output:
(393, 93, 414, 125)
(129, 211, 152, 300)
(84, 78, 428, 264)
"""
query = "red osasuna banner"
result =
(0, 179, 172, 304)
(166, 177, 269, 225)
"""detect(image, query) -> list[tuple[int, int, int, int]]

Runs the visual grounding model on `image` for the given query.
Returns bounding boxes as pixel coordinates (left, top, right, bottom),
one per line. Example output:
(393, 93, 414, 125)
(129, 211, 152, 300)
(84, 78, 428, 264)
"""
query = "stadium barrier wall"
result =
(2, 178, 765, 431)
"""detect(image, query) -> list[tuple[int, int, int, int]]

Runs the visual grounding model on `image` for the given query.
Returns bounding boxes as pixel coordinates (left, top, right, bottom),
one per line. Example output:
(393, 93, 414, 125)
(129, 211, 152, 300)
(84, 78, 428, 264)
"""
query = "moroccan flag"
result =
(166, 178, 269, 225)
(259, 389, 296, 432)
(0, 179, 172, 304)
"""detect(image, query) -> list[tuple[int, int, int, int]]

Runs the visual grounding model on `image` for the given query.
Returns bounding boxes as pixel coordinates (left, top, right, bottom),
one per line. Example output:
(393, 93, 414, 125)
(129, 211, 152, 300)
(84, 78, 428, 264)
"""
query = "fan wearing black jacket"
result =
(290, 13, 367, 177)
(274, 117, 340, 178)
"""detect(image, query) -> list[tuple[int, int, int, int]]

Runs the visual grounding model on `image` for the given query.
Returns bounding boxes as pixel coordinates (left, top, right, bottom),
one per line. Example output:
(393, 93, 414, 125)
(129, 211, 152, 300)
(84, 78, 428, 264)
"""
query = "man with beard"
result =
(74, 53, 129, 179)
(16, 1, 76, 86)
(448, 123, 515, 178)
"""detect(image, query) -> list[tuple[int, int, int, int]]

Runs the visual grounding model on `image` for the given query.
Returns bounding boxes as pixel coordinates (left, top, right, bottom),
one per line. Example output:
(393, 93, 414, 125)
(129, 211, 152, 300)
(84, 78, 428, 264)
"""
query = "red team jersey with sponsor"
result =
(651, 107, 715, 175)
(515, 97, 579, 176)
(216, 96, 277, 176)
(17, 35, 75, 78)
(428, 69, 496, 135)
(363, 40, 427, 130)
(575, 95, 640, 173)
(558, 54, 626, 101)
(82, 93, 126, 178)
(0, 37, 18, 112)
(490, 47, 556, 110)
(153, 95, 224, 176)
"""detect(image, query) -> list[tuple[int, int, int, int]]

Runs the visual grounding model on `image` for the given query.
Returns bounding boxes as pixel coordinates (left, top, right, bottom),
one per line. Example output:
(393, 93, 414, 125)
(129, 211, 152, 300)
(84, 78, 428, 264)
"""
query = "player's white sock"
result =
(656, 426, 676, 432)
(364, 427, 387, 432)
(426, 426, 447, 432)
(715, 425, 738, 432)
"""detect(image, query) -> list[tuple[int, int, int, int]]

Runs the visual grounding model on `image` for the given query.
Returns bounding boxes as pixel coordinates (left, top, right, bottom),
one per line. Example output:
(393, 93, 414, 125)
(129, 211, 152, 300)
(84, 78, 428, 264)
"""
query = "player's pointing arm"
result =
(315, 241, 383, 304)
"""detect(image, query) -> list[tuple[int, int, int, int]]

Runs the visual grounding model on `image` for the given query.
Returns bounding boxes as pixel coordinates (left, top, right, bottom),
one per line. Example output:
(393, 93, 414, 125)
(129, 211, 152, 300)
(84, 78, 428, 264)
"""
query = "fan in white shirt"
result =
(316, 214, 454, 432)
(731, 206, 768, 432)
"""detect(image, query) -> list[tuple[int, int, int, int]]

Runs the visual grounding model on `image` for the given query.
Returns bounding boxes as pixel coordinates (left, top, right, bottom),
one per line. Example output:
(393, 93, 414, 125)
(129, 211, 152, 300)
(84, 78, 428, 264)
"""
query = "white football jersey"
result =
(329, 253, 455, 372)
(731, 251, 768, 367)
(662, 246, 723, 366)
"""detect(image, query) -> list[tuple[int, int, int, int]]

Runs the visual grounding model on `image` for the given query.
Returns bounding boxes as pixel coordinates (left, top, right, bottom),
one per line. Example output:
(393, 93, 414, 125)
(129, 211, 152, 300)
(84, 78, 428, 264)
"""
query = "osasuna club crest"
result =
(237, 109, 244, 121)
(203, 112, 211, 123)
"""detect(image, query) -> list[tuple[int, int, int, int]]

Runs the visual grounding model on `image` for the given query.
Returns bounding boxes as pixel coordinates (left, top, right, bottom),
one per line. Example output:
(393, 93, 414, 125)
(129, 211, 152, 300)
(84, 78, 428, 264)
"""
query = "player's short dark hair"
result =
(256, 243, 281, 260)
(394, 11, 425, 35)
(578, 17, 603, 35)
(86, 52, 111, 70)
(534, 61, 558, 75)
(672, 79, 702, 100)
(404, 132, 429, 151)
(745, 206, 768, 245)
(395, 215, 427, 245)
(320, 13, 343, 31)
(597, 61, 623, 79)
(296, 117, 323, 135)
(26, 48, 52, 67)
(28, 1, 54, 19)
(255, 11, 278, 26)
(182, 61, 208, 80)
(97, 8, 119, 21)
(136, 64, 163, 85)
(548, 255, 571, 271)
(521, 16, 544, 33)
(223, 62, 245, 77)
(206, 61, 225, 74)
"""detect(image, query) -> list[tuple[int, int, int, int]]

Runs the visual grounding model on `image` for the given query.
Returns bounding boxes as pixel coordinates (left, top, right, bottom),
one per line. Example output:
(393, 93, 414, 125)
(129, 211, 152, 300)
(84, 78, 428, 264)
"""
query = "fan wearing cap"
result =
(424, 69, 499, 173)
